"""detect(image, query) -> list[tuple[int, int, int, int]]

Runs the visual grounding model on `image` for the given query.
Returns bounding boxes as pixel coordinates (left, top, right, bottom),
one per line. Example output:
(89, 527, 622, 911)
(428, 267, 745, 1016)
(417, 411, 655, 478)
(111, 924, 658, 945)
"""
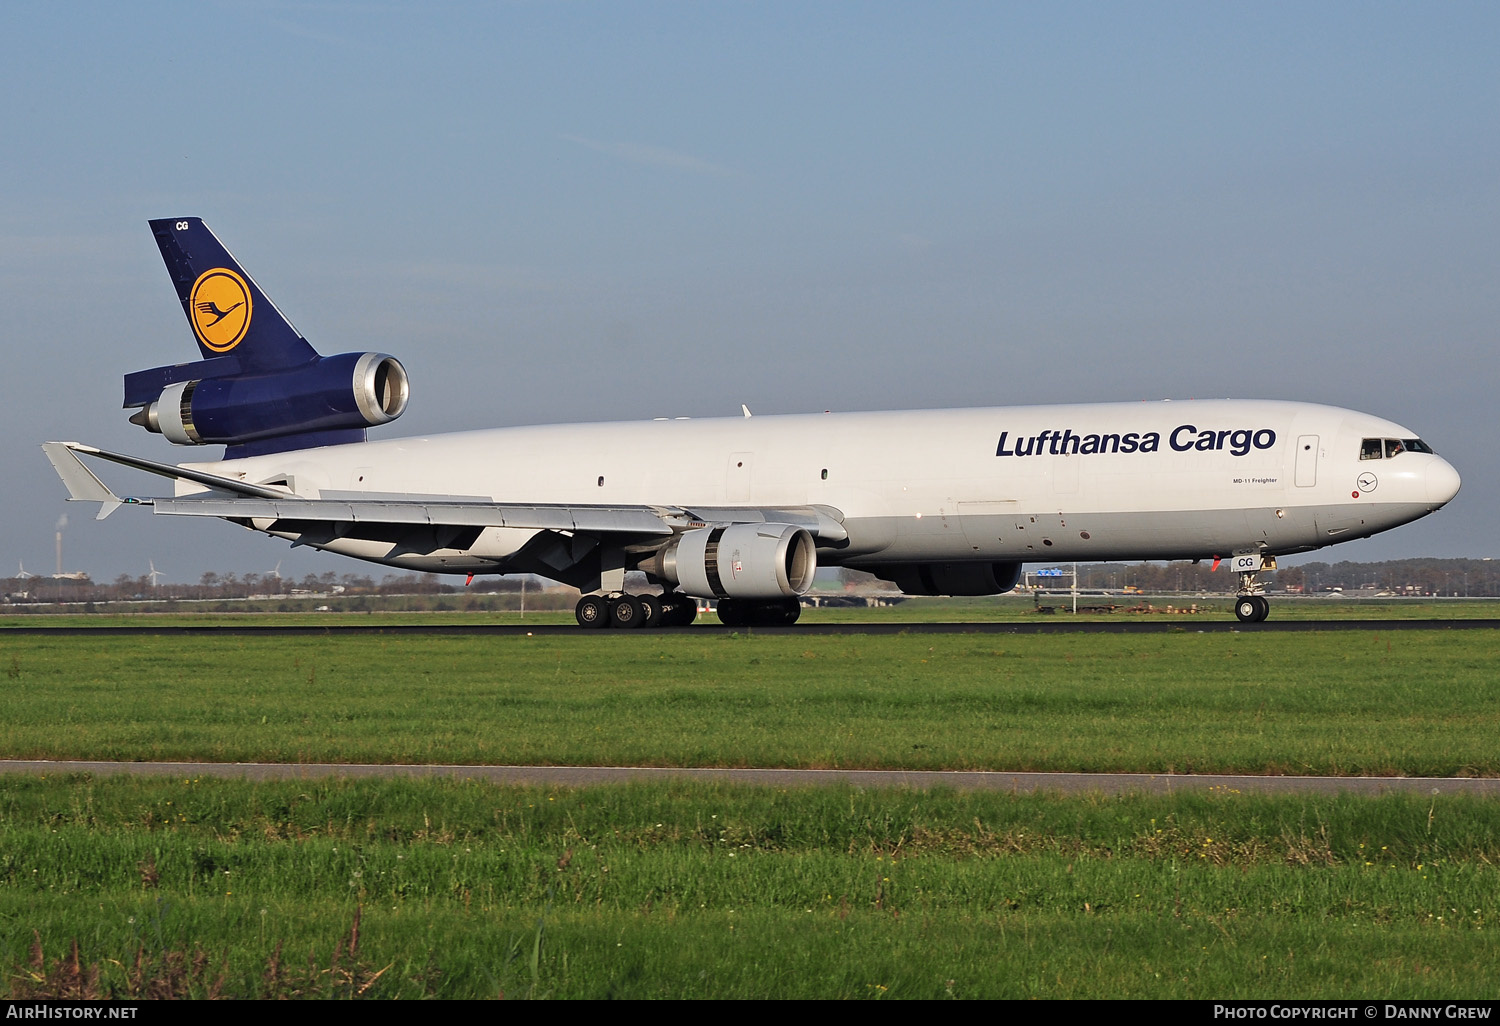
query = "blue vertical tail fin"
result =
(147, 217, 319, 371)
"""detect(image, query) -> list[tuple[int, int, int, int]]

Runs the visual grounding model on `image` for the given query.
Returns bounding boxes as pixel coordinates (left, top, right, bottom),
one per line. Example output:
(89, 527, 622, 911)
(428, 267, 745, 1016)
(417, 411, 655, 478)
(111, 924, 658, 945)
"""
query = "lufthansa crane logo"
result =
(189, 268, 252, 352)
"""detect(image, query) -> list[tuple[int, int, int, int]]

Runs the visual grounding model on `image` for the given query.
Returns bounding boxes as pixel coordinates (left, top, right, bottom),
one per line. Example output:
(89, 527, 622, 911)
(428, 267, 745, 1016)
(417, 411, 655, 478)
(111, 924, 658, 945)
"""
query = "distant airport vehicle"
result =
(44, 219, 1461, 626)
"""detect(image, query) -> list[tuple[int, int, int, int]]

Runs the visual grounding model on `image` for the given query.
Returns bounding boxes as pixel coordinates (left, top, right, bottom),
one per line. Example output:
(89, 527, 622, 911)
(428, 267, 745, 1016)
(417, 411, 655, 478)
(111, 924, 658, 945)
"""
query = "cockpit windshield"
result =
(1361, 437, 1437, 459)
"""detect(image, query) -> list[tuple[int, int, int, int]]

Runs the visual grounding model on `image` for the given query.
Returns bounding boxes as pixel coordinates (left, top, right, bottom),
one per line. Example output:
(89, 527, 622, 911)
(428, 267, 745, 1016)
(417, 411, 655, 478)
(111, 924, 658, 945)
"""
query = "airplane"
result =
(44, 218, 1462, 627)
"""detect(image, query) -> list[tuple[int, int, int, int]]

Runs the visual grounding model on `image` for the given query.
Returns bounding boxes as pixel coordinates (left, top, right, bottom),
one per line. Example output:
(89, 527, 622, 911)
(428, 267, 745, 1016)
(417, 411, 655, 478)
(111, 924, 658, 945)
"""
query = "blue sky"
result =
(2, 2, 1495, 582)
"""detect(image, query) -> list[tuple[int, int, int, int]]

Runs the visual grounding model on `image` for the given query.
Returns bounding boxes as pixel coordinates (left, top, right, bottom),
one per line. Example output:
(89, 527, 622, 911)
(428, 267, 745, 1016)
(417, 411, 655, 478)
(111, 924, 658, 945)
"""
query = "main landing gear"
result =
(715, 597, 801, 627)
(573, 594, 803, 628)
(575, 592, 698, 629)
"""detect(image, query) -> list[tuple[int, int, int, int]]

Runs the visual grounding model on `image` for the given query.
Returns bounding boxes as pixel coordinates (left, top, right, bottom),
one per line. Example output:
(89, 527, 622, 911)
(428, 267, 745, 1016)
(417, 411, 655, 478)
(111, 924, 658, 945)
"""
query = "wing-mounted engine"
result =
(645, 523, 817, 600)
(124, 352, 409, 457)
(873, 561, 1022, 596)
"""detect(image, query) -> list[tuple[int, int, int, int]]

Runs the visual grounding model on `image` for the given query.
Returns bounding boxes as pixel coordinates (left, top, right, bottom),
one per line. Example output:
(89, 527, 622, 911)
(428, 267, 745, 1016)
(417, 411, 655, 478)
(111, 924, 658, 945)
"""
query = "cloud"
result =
(560, 135, 740, 178)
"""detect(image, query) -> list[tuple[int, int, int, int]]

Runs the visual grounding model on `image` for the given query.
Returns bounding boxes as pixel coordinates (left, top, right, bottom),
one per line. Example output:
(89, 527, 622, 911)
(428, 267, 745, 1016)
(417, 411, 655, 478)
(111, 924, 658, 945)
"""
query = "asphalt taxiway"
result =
(2, 618, 1497, 637)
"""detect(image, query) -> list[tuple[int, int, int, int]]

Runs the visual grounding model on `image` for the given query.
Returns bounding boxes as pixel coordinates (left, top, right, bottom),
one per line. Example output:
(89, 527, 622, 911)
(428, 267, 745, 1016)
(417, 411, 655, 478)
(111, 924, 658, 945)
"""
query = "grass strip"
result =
(2, 630, 1497, 774)
(2, 776, 1497, 998)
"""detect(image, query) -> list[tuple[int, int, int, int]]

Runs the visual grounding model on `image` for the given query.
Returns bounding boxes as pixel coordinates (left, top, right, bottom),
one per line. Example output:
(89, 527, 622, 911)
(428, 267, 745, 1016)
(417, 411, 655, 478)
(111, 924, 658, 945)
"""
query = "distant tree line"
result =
(1, 569, 541, 606)
(1037, 558, 1497, 596)
(1273, 558, 1494, 596)
(4, 557, 1497, 607)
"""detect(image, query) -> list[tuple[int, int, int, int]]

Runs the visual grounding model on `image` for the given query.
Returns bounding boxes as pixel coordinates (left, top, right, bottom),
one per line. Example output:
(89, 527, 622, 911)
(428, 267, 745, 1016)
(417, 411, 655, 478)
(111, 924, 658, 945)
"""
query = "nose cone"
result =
(1425, 458, 1461, 507)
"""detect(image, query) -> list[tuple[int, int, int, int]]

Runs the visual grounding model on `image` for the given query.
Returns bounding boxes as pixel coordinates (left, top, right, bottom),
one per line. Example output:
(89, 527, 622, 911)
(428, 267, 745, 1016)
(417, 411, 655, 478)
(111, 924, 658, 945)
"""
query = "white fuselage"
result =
(182, 398, 1460, 576)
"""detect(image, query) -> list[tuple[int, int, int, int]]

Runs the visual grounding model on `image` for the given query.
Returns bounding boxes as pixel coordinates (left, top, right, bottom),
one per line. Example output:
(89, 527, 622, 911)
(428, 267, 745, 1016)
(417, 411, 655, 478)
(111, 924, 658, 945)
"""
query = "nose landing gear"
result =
(1234, 593, 1270, 623)
(1233, 559, 1275, 623)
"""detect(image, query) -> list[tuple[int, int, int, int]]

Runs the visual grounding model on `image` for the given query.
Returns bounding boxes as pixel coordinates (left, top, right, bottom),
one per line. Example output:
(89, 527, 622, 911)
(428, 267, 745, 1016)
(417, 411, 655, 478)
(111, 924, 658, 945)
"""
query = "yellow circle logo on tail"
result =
(189, 268, 252, 352)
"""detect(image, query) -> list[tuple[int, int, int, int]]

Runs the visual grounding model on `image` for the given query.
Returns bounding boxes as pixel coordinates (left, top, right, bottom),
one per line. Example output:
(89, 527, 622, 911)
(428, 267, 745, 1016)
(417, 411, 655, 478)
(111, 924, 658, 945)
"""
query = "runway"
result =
(2, 760, 1496, 796)
(2, 618, 1497, 637)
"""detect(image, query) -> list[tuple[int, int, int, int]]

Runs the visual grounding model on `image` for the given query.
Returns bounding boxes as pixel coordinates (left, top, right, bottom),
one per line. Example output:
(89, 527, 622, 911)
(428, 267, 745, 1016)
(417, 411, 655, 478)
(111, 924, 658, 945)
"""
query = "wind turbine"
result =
(147, 560, 165, 589)
(16, 560, 33, 580)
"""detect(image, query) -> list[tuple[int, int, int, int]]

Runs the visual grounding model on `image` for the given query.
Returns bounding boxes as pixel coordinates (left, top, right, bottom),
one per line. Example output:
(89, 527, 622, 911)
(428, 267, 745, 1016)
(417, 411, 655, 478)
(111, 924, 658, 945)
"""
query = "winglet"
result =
(43, 441, 291, 501)
(41, 442, 123, 520)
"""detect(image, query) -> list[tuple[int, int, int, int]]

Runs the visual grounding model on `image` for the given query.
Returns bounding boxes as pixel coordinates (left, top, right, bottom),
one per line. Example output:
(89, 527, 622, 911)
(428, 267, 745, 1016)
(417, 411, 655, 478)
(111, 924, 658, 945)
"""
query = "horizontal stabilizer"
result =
(123, 355, 242, 409)
(42, 441, 289, 500)
(41, 442, 123, 519)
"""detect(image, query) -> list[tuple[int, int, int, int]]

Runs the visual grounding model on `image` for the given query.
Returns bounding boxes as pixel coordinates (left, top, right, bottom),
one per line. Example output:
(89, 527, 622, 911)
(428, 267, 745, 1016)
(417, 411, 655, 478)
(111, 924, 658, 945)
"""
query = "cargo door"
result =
(726, 452, 753, 503)
(1294, 435, 1318, 487)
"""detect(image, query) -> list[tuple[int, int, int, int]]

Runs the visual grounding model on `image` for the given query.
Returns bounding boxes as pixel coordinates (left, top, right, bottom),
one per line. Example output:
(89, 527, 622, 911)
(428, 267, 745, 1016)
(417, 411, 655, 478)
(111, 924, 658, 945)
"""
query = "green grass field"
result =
(1, 629, 1497, 774)
(2, 621, 1497, 998)
(4, 776, 1498, 999)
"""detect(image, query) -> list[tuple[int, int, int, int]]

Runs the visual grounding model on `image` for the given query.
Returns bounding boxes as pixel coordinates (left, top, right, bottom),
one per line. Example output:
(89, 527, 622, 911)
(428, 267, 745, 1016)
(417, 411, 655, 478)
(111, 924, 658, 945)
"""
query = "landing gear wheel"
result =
(610, 595, 645, 629)
(1232, 559, 1275, 623)
(717, 598, 801, 627)
(770, 598, 801, 625)
(660, 594, 697, 626)
(1234, 595, 1270, 623)
(636, 593, 663, 628)
(575, 594, 609, 629)
(716, 598, 747, 627)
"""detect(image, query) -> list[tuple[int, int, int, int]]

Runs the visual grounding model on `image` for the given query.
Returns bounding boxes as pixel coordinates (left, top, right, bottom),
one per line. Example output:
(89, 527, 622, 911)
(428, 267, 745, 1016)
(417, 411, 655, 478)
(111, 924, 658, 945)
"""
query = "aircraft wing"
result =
(42, 441, 848, 541)
(149, 496, 678, 535)
(147, 497, 845, 540)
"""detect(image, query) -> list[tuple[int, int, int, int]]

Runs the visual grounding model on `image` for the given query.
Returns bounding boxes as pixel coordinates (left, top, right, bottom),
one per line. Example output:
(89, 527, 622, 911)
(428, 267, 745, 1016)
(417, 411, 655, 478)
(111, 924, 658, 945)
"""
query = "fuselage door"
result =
(727, 452, 753, 503)
(1294, 435, 1318, 487)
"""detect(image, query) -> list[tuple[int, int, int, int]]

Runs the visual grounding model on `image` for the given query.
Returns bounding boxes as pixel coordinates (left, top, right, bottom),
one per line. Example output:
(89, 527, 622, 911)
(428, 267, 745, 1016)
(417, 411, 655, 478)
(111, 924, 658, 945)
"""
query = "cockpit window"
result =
(1365, 437, 1437, 459)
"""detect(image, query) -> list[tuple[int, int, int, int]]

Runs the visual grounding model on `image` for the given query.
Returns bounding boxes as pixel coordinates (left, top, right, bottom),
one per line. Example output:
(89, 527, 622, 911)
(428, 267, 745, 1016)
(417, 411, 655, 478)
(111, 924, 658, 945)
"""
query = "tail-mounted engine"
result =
(126, 217, 411, 458)
(125, 352, 409, 457)
(645, 523, 817, 600)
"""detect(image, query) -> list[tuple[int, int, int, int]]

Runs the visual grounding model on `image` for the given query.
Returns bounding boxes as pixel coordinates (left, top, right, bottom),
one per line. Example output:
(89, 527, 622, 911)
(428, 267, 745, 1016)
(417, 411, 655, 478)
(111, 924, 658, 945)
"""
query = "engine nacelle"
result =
(648, 523, 817, 600)
(873, 561, 1023, 596)
(130, 352, 408, 448)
